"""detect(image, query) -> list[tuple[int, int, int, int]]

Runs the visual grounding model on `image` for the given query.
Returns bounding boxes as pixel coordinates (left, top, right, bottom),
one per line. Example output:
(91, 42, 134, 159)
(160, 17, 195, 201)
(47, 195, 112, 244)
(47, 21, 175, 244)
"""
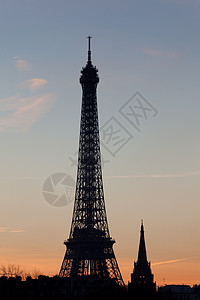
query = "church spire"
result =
(137, 220, 148, 265)
(129, 220, 156, 293)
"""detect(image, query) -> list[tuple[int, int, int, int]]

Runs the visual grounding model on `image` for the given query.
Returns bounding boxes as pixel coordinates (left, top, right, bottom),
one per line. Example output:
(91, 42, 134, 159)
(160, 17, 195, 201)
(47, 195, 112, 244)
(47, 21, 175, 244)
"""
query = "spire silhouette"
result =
(87, 36, 92, 63)
(137, 220, 148, 265)
(129, 220, 156, 293)
(80, 37, 99, 85)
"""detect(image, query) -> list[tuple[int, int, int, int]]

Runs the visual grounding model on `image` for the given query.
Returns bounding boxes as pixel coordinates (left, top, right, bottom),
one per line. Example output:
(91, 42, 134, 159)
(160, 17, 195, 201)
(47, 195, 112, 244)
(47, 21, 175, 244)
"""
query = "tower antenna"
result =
(87, 36, 92, 62)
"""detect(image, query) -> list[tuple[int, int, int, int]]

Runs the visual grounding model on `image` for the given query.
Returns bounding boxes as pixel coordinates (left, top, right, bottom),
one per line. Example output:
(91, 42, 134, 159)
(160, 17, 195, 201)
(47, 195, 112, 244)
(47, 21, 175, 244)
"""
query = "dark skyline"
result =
(0, 0, 200, 286)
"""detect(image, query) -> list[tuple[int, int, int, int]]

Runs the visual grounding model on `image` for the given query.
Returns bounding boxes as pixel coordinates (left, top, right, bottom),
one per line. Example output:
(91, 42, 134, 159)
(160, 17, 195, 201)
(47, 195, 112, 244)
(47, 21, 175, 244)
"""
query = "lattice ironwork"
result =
(59, 37, 124, 287)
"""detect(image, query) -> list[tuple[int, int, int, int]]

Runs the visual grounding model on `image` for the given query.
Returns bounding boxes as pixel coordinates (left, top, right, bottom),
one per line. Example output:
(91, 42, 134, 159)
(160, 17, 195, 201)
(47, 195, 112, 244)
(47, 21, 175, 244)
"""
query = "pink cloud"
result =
(0, 94, 56, 132)
(142, 48, 163, 57)
(0, 227, 25, 233)
(14, 58, 31, 71)
(167, 51, 178, 58)
(0, 95, 20, 111)
(152, 256, 199, 266)
(17, 78, 48, 92)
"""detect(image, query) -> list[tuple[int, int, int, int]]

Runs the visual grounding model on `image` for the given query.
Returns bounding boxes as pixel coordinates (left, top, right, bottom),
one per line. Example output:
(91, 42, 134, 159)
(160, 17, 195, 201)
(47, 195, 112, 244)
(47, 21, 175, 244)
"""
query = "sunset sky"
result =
(0, 0, 200, 285)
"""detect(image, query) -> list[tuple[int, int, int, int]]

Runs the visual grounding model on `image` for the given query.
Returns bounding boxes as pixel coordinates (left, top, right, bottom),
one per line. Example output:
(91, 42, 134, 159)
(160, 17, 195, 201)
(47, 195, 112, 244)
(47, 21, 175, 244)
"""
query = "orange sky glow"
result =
(1, 250, 200, 286)
(1, 0, 200, 290)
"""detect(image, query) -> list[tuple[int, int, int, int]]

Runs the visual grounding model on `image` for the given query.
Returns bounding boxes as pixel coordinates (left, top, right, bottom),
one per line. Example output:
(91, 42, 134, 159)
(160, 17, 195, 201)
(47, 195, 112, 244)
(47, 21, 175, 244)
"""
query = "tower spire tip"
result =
(87, 36, 92, 62)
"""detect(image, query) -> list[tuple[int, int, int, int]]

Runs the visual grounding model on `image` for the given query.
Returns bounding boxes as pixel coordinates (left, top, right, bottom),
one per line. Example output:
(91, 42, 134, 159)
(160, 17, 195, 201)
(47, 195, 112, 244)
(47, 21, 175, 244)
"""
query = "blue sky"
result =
(0, 0, 200, 284)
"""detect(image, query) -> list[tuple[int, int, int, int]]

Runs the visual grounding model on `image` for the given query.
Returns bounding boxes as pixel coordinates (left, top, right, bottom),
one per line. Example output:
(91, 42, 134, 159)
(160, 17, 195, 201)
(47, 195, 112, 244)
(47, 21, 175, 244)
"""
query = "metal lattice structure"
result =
(59, 37, 124, 287)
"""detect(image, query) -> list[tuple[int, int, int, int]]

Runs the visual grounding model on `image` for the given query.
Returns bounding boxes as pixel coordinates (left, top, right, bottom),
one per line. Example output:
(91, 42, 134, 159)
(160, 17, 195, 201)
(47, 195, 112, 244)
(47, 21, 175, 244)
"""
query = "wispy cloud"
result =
(17, 78, 48, 92)
(106, 171, 200, 179)
(0, 93, 56, 132)
(166, 51, 177, 58)
(142, 48, 163, 57)
(14, 57, 31, 72)
(142, 47, 178, 58)
(0, 227, 25, 233)
(152, 257, 198, 266)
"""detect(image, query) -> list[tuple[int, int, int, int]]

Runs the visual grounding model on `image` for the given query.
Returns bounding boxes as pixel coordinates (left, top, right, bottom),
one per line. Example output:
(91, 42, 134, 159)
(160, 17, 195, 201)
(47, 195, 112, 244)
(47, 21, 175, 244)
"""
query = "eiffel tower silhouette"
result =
(59, 37, 124, 287)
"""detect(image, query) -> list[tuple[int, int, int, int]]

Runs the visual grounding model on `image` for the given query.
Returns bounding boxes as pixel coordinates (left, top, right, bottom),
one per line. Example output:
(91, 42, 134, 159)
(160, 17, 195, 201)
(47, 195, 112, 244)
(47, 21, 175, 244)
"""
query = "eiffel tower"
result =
(59, 37, 124, 287)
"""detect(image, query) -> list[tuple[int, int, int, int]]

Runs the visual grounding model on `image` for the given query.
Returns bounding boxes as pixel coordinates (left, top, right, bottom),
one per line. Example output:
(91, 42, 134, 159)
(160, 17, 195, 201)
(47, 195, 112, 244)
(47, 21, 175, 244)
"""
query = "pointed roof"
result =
(137, 220, 148, 265)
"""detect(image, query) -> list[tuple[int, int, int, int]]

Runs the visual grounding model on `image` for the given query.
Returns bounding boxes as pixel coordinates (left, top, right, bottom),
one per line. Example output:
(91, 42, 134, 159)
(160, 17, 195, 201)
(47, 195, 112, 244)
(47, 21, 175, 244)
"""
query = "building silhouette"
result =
(59, 37, 124, 288)
(159, 285, 198, 300)
(128, 220, 156, 298)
